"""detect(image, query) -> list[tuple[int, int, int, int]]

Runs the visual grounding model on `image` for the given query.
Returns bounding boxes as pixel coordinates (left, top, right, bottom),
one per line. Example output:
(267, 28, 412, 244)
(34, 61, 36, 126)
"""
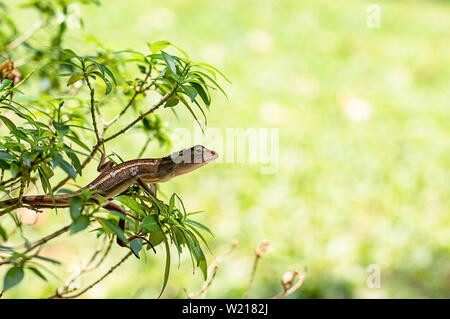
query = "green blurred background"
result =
(4, 0, 450, 298)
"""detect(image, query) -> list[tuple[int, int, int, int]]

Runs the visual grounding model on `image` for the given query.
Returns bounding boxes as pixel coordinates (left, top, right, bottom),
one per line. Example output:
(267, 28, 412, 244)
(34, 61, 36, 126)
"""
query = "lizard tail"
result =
(0, 195, 71, 209)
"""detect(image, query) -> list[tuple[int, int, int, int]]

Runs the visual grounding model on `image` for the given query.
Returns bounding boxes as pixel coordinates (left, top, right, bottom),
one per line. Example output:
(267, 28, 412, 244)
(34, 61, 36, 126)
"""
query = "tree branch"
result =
(50, 251, 133, 299)
(185, 239, 238, 299)
(23, 224, 71, 255)
(103, 68, 154, 131)
(271, 271, 306, 299)
(46, 237, 114, 299)
(103, 89, 176, 143)
(4, 18, 48, 53)
(84, 75, 102, 145)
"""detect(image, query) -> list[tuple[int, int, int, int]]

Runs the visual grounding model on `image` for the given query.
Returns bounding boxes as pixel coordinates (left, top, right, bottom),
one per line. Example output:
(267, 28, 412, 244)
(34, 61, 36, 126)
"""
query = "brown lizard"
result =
(1, 145, 218, 209)
(0, 145, 218, 246)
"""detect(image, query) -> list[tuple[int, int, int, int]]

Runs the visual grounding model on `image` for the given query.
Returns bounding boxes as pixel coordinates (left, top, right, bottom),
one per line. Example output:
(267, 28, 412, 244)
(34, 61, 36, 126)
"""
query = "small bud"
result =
(260, 239, 273, 255)
(231, 239, 238, 247)
(255, 248, 262, 257)
(0, 59, 22, 85)
(281, 271, 296, 291)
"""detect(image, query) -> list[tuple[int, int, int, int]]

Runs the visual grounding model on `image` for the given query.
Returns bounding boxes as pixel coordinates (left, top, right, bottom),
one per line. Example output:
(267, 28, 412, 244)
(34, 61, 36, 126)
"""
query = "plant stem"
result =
(51, 251, 133, 299)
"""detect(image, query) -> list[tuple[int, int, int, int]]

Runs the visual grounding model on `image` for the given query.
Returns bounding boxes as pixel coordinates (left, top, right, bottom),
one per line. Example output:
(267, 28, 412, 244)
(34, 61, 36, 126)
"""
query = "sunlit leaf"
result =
(161, 51, 177, 74)
(130, 238, 142, 259)
(148, 41, 171, 53)
(70, 215, 90, 234)
(3, 267, 24, 292)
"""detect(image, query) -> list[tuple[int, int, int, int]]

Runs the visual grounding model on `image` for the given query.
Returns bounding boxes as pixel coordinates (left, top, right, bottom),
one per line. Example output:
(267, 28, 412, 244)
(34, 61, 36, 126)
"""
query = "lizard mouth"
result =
(204, 150, 219, 163)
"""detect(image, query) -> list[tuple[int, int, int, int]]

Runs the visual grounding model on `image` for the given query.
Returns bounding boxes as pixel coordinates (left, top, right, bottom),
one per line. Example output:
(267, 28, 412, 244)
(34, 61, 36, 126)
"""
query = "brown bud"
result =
(260, 238, 273, 254)
(281, 271, 296, 291)
(0, 59, 22, 86)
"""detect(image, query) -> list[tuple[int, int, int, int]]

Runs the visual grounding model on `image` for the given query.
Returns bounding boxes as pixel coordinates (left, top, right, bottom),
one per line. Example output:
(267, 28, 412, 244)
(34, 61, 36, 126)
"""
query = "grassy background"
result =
(3, 0, 450, 298)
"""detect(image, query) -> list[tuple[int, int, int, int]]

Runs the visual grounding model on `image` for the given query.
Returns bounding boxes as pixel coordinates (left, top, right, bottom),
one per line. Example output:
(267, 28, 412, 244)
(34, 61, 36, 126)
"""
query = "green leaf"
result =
(194, 62, 232, 83)
(69, 197, 83, 220)
(65, 150, 82, 176)
(11, 128, 33, 143)
(32, 255, 61, 264)
(38, 167, 50, 194)
(161, 51, 177, 74)
(148, 41, 171, 53)
(22, 153, 32, 167)
(3, 267, 24, 292)
(142, 214, 161, 234)
(0, 79, 13, 91)
(184, 223, 211, 253)
(60, 48, 79, 60)
(148, 231, 164, 248)
(148, 195, 168, 215)
(192, 70, 228, 99)
(182, 229, 207, 278)
(0, 159, 10, 170)
(28, 267, 47, 282)
(70, 215, 90, 234)
(181, 85, 197, 103)
(103, 78, 112, 95)
(66, 134, 91, 152)
(178, 95, 203, 132)
(158, 235, 171, 298)
(190, 82, 210, 108)
(97, 218, 128, 245)
(184, 220, 214, 237)
(197, 249, 207, 280)
(0, 115, 17, 131)
(0, 151, 14, 162)
(164, 97, 179, 108)
(115, 195, 145, 215)
(168, 194, 175, 214)
(53, 121, 69, 136)
(0, 224, 7, 241)
(52, 153, 77, 180)
(67, 74, 84, 86)
(130, 238, 142, 259)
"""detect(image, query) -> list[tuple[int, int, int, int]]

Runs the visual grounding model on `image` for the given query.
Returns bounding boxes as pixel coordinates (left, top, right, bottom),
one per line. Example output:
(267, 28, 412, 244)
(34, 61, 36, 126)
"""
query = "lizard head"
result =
(155, 145, 219, 182)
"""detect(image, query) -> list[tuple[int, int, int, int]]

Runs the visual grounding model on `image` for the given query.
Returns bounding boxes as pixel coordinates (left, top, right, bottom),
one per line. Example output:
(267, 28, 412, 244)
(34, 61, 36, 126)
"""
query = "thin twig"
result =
(15, 180, 26, 208)
(245, 253, 260, 298)
(103, 68, 154, 131)
(4, 18, 48, 53)
(137, 138, 151, 158)
(52, 142, 100, 192)
(104, 90, 176, 143)
(52, 251, 133, 299)
(244, 239, 273, 298)
(271, 272, 306, 299)
(93, 237, 114, 269)
(84, 75, 102, 145)
(53, 86, 174, 191)
(23, 224, 71, 255)
(185, 240, 237, 299)
(0, 224, 71, 268)
(46, 237, 114, 299)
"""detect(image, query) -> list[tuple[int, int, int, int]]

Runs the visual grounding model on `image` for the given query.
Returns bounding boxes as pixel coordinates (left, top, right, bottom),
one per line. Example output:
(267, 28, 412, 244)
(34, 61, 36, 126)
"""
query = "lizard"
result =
(0, 145, 218, 245)
(0, 145, 218, 209)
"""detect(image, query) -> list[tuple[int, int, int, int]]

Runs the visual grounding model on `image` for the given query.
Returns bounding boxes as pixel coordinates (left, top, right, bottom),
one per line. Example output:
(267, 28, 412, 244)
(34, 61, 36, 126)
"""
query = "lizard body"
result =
(0, 145, 218, 208)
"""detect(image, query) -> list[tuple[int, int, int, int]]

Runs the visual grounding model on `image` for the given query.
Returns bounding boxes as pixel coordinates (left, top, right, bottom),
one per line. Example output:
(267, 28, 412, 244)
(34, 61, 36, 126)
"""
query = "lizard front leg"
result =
(135, 177, 157, 197)
(97, 152, 115, 172)
(135, 177, 168, 211)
